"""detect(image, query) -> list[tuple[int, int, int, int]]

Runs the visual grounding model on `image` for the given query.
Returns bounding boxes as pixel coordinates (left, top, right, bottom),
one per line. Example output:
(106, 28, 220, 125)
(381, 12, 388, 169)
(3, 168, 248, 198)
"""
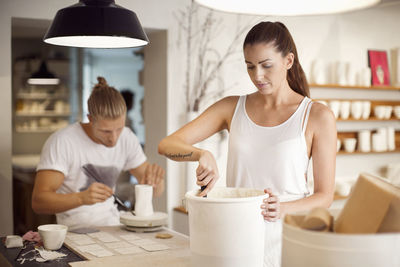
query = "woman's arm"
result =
(158, 96, 238, 196)
(262, 102, 337, 221)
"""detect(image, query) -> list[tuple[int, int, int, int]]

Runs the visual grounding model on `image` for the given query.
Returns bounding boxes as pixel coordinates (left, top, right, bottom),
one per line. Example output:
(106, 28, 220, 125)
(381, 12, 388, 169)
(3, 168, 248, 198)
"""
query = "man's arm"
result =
(129, 162, 165, 197)
(32, 170, 113, 214)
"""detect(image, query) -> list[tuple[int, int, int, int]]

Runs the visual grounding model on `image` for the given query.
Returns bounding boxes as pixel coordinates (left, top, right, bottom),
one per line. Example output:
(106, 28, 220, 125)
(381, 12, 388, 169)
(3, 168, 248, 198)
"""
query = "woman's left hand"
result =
(261, 188, 280, 222)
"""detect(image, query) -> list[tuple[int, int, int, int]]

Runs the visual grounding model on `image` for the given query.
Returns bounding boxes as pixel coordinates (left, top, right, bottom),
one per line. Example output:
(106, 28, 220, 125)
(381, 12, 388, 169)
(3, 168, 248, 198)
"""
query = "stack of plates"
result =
(120, 211, 168, 232)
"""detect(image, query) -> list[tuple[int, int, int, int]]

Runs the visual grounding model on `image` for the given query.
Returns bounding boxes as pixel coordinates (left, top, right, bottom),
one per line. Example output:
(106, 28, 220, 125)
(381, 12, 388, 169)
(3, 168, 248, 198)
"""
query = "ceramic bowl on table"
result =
(38, 224, 68, 250)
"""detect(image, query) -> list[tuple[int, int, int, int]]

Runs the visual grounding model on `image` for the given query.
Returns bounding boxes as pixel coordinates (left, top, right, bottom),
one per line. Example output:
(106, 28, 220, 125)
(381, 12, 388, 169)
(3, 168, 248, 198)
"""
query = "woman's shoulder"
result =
(309, 100, 336, 126)
(210, 95, 241, 110)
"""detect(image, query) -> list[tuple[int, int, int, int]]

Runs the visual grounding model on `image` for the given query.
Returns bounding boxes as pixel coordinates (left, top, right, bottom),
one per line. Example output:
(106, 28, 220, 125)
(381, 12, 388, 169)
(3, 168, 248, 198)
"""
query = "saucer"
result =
(120, 211, 168, 228)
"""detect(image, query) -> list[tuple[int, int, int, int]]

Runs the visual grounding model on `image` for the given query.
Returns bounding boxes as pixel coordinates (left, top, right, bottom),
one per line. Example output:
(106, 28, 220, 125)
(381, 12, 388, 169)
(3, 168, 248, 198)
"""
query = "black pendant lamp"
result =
(44, 0, 149, 48)
(27, 61, 60, 85)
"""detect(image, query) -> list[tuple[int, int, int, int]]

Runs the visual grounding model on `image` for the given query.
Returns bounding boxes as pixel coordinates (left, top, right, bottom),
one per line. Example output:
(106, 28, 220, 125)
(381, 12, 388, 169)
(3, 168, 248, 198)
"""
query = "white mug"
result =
(134, 184, 154, 217)
(340, 101, 351, 120)
(343, 138, 357, 153)
(350, 101, 363, 120)
(387, 127, 396, 151)
(360, 67, 371, 87)
(358, 130, 371, 152)
(361, 101, 371, 120)
(329, 101, 341, 119)
(372, 133, 385, 152)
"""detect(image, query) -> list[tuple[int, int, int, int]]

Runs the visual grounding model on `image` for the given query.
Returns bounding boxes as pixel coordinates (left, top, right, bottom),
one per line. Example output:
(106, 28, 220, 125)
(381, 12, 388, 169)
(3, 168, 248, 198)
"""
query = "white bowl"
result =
(38, 224, 68, 250)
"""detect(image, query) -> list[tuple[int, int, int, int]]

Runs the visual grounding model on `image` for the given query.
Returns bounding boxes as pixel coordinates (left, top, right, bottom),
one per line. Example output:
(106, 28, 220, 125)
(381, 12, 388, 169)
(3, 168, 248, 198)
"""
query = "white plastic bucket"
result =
(185, 187, 267, 267)
(282, 219, 400, 267)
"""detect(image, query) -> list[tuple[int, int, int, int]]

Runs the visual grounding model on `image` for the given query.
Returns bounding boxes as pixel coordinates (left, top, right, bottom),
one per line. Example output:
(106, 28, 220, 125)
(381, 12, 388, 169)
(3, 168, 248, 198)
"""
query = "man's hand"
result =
(79, 182, 113, 205)
(144, 163, 165, 197)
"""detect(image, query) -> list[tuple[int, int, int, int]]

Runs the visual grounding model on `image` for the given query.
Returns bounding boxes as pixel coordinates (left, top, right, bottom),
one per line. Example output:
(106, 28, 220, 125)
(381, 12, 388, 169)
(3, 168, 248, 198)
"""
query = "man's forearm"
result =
(32, 191, 83, 214)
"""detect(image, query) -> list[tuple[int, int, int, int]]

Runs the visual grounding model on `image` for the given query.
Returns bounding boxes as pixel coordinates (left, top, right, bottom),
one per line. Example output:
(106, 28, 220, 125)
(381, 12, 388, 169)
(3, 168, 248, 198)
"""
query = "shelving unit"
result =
(13, 59, 72, 134)
(310, 83, 400, 156)
(309, 83, 400, 91)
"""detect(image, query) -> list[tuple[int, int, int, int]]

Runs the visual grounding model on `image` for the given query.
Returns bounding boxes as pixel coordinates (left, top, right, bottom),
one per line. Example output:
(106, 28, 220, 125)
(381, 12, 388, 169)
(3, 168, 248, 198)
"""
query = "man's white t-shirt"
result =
(37, 122, 146, 230)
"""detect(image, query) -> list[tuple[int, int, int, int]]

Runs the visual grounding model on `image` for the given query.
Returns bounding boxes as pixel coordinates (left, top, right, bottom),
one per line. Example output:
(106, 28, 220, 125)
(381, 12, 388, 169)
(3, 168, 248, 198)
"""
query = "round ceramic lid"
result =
(120, 211, 168, 227)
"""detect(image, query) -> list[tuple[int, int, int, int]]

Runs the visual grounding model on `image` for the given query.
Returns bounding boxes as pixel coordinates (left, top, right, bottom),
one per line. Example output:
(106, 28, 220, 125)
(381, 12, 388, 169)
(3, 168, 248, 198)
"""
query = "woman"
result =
(158, 21, 336, 266)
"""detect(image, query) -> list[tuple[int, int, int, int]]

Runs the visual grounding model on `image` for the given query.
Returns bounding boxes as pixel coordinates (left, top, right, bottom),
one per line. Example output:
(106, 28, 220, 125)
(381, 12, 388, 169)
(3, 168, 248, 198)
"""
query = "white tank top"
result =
(226, 95, 313, 200)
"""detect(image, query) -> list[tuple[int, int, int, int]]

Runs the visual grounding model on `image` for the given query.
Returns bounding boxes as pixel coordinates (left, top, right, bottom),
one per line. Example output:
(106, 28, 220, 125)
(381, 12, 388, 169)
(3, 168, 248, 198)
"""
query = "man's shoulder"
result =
(48, 123, 82, 143)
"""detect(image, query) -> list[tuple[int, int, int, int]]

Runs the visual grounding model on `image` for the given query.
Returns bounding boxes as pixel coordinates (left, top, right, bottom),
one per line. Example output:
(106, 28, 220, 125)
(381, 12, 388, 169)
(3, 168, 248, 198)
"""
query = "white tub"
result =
(282, 218, 400, 267)
(185, 187, 267, 267)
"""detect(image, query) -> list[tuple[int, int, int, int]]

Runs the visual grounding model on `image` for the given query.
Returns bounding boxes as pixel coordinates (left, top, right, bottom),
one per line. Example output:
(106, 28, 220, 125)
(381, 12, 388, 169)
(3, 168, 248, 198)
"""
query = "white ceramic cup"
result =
(329, 101, 340, 119)
(337, 139, 341, 152)
(372, 132, 385, 152)
(394, 106, 400, 119)
(340, 101, 351, 120)
(361, 101, 371, 119)
(358, 130, 371, 152)
(335, 62, 347, 85)
(384, 106, 393, 119)
(350, 101, 363, 119)
(310, 60, 327, 85)
(374, 105, 386, 119)
(360, 67, 371, 87)
(38, 224, 68, 250)
(134, 184, 154, 217)
(377, 128, 388, 151)
(343, 138, 357, 153)
(387, 127, 396, 151)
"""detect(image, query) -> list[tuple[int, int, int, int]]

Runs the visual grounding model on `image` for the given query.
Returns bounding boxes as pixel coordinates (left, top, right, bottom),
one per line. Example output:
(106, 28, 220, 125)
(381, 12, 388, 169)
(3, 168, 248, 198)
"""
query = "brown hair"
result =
(87, 77, 127, 120)
(243, 21, 309, 97)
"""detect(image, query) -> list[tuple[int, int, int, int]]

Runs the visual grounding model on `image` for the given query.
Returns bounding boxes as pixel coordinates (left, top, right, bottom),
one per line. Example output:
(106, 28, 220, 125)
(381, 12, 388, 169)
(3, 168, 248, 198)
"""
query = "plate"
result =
(120, 211, 168, 228)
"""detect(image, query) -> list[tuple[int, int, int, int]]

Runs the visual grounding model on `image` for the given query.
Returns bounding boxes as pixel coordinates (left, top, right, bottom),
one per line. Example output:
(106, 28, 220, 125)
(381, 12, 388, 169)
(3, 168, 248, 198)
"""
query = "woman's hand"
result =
(196, 150, 219, 197)
(261, 188, 280, 222)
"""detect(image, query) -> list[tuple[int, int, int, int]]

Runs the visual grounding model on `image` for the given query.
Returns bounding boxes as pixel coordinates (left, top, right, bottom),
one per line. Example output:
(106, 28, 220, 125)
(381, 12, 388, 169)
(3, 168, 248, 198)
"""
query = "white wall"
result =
(166, 2, 400, 228)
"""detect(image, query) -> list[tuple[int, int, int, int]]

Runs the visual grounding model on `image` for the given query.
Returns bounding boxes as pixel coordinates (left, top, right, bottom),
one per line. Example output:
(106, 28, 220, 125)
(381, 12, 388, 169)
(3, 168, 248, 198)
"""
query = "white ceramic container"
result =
(134, 184, 154, 217)
(351, 101, 363, 119)
(343, 138, 357, 153)
(38, 224, 68, 250)
(282, 218, 400, 267)
(339, 101, 351, 120)
(185, 187, 267, 267)
(361, 101, 371, 119)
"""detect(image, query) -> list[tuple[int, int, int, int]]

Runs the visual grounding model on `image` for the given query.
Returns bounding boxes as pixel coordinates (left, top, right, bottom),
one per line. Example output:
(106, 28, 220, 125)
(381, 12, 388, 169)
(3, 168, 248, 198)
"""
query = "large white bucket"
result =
(282, 219, 400, 267)
(185, 187, 267, 267)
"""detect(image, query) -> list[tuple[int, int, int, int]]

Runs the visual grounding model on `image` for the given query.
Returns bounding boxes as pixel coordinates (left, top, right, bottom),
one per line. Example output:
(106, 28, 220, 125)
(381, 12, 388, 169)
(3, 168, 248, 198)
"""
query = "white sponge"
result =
(5, 235, 23, 248)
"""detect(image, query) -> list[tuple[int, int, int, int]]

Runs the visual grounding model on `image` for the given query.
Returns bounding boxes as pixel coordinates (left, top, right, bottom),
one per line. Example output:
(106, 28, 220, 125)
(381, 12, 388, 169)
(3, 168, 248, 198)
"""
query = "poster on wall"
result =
(368, 50, 391, 86)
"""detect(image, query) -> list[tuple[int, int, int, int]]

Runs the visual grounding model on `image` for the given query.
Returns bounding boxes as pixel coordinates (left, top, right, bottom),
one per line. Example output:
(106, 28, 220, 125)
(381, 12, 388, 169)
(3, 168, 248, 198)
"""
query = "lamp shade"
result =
(194, 0, 381, 16)
(27, 61, 60, 85)
(44, 0, 149, 48)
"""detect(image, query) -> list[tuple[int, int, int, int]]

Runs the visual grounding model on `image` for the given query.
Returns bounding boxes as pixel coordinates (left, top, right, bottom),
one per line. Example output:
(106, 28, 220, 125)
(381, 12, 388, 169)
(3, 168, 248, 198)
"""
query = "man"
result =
(32, 77, 165, 230)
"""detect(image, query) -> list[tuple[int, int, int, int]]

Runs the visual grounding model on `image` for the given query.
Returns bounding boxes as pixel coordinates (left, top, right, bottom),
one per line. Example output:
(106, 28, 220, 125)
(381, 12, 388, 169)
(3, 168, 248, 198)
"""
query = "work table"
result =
(65, 226, 190, 267)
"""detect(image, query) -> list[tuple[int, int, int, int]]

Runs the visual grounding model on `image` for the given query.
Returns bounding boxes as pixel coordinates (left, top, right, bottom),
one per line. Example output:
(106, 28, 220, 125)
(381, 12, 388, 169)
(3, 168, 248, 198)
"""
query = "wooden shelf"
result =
(310, 83, 400, 91)
(337, 149, 400, 155)
(174, 206, 188, 215)
(16, 112, 70, 117)
(336, 117, 400, 122)
(15, 128, 57, 133)
(16, 93, 68, 100)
